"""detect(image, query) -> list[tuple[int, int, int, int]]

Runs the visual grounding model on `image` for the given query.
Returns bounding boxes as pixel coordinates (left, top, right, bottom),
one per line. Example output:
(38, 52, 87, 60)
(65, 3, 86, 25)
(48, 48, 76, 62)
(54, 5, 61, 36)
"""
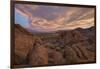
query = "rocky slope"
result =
(14, 24, 34, 65)
(13, 24, 96, 67)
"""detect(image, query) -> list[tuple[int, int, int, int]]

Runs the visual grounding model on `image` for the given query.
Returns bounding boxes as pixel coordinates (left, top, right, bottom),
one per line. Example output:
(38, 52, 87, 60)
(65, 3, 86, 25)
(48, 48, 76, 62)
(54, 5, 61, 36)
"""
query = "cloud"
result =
(30, 17, 61, 30)
(52, 7, 95, 30)
(64, 18, 94, 29)
(15, 4, 95, 32)
(15, 4, 38, 19)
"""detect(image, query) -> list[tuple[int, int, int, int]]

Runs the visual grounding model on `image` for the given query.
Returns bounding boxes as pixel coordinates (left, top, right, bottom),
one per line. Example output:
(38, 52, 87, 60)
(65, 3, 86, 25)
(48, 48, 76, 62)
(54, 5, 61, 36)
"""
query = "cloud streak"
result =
(15, 4, 95, 32)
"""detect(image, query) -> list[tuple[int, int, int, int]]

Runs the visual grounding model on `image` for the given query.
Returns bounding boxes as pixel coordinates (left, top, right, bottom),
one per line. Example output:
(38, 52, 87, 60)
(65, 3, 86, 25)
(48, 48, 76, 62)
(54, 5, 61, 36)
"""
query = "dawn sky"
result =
(15, 4, 95, 32)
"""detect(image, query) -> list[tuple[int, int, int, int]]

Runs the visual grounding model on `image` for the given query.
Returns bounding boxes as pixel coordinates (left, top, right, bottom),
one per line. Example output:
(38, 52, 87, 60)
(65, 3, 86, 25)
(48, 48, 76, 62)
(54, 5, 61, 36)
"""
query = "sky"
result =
(15, 3, 95, 32)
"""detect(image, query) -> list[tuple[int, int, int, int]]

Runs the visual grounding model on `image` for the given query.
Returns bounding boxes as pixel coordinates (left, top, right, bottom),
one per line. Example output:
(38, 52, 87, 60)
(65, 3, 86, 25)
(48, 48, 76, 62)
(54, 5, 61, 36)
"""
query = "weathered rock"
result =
(64, 46, 79, 64)
(58, 30, 87, 45)
(14, 24, 34, 65)
(48, 49, 65, 65)
(28, 45, 48, 66)
(13, 24, 96, 66)
(64, 41, 96, 64)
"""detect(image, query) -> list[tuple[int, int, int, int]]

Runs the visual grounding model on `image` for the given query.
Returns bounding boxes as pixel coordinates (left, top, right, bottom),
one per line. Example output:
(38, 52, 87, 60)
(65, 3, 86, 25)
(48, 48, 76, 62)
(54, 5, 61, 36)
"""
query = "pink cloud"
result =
(15, 4, 95, 32)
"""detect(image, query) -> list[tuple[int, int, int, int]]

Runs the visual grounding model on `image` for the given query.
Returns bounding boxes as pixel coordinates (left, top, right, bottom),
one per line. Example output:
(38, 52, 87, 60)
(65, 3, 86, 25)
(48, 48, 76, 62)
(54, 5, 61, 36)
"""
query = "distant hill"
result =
(15, 24, 33, 35)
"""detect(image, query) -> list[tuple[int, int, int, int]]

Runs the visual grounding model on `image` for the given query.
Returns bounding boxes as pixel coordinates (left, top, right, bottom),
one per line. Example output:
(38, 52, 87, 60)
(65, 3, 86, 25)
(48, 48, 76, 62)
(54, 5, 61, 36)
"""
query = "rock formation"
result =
(13, 24, 96, 67)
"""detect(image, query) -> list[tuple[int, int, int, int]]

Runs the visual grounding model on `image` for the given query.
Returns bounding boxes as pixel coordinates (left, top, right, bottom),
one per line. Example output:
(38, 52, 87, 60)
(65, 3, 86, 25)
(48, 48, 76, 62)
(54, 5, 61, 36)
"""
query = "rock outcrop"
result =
(14, 24, 34, 65)
(28, 39, 48, 65)
(48, 48, 65, 65)
(13, 24, 96, 67)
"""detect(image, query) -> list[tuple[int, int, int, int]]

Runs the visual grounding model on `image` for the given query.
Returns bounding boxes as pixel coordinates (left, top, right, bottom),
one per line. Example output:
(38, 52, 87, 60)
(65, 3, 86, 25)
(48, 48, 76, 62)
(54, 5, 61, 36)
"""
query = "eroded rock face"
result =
(28, 45, 48, 66)
(57, 27, 96, 64)
(14, 24, 34, 65)
(48, 48, 65, 65)
(64, 40, 96, 64)
(58, 30, 87, 44)
(13, 24, 96, 67)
